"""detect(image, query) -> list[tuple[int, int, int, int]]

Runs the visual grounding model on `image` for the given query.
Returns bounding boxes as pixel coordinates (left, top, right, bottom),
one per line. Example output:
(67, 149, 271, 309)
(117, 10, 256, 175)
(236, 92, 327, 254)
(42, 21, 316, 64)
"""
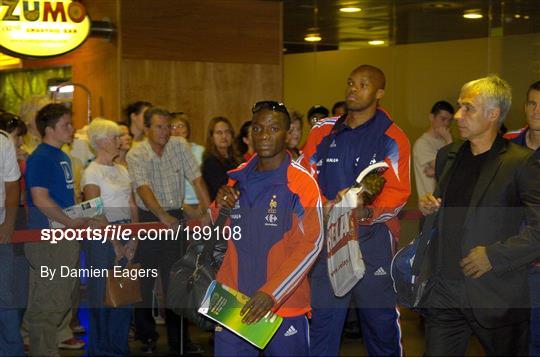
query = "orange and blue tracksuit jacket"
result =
(300, 108, 410, 241)
(215, 153, 324, 317)
(504, 126, 528, 146)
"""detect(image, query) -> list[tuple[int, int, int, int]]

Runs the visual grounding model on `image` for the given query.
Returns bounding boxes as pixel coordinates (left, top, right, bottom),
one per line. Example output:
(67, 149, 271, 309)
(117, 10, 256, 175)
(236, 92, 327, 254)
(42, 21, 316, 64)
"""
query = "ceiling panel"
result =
(283, 0, 540, 53)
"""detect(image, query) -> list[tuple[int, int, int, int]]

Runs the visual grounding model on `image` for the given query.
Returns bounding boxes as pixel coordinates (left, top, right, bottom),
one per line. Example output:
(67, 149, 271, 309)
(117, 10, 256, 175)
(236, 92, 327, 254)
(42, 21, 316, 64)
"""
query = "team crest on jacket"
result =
(231, 199, 241, 220)
(265, 195, 278, 226)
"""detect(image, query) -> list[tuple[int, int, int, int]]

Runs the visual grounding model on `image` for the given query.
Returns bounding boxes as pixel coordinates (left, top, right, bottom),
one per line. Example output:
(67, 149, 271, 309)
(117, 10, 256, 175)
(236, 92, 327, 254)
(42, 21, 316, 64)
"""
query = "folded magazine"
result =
(198, 281, 283, 349)
(48, 197, 104, 229)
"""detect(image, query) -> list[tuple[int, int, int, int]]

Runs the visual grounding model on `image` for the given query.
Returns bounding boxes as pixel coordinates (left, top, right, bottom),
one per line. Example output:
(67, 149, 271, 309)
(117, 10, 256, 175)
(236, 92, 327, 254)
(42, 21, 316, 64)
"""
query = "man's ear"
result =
(44, 125, 53, 138)
(376, 89, 385, 100)
(488, 107, 501, 124)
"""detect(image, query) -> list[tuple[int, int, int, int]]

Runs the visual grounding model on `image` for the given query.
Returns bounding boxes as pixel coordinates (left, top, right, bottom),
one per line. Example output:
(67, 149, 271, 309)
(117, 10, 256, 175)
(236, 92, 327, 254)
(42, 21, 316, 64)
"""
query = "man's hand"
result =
(0, 222, 14, 244)
(240, 291, 275, 325)
(423, 161, 436, 178)
(67, 217, 90, 229)
(461, 246, 492, 279)
(419, 193, 441, 216)
(434, 127, 453, 144)
(216, 186, 240, 209)
(360, 173, 386, 205)
(88, 215, 108, 229)
(158, 213, 179, 230)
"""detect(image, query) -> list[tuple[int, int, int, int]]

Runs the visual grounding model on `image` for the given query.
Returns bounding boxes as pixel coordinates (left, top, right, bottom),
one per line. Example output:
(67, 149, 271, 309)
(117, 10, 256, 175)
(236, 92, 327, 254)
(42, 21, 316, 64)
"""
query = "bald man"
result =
(301, 65, 411, 356)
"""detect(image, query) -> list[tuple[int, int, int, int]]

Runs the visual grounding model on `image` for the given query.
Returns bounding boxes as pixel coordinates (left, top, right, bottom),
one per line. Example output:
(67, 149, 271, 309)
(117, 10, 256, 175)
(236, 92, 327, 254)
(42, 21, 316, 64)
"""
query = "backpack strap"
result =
(411, 140, 463, 276)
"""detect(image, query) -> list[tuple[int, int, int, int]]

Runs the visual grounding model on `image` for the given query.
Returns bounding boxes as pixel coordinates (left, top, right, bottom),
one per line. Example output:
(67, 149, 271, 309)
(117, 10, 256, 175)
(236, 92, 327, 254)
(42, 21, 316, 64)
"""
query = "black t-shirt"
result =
(440, 142, 491, 279)
(202, 154, 238, 201)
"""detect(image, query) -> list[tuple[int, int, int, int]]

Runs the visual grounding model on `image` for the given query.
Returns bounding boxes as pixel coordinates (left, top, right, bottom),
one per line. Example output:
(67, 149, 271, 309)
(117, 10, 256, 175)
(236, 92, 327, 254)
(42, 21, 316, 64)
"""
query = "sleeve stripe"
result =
(273, 196, 324, 301)
(272, 163, 324, 301)
(371, 202, 407, 224)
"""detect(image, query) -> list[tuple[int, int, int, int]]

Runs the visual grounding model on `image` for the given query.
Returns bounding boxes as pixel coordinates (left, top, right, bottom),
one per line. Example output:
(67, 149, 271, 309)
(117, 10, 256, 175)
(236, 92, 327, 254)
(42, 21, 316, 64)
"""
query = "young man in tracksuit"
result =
(214, 101, 323, 356)
(301, 65, 411, 356)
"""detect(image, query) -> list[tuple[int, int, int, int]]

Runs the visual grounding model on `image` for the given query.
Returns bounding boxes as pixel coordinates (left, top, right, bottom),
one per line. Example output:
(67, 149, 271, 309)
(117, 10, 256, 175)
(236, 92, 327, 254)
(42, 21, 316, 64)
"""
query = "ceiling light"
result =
(463, 10, 483, 19)
(368, 40, 385, 46)
(514, 14, 521, 19)
(524, 15, 530, 19)
(304, 33, 322, 42)
(340, 7, 361, 13)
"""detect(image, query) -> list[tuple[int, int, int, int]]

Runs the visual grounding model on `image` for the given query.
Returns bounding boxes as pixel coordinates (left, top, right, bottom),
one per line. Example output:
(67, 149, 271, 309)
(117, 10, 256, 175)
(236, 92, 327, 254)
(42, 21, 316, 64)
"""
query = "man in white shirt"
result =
(0, 129, 22, 356)
(413, 100, 454, 198)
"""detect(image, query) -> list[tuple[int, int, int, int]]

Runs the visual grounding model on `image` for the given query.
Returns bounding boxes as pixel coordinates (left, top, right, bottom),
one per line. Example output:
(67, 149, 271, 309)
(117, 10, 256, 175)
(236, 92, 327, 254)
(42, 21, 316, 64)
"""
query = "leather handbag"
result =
(167, 207, 230, 331)
(104, 262, 143, 307)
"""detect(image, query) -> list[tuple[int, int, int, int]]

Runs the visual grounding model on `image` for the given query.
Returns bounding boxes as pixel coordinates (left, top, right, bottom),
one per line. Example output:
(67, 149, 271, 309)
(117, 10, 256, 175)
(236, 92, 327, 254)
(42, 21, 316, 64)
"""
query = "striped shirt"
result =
(127, 137, 201, 211)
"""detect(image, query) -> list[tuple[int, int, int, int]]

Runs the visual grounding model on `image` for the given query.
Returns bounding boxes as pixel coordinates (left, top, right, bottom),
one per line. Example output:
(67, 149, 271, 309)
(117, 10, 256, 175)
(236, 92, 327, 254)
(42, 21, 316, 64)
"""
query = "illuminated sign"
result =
(0, 0, 91, 58)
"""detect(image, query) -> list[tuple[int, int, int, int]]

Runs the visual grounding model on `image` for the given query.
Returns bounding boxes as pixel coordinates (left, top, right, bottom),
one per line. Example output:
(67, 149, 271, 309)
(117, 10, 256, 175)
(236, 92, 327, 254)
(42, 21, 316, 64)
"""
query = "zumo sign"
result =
(0, 0, 91, 58)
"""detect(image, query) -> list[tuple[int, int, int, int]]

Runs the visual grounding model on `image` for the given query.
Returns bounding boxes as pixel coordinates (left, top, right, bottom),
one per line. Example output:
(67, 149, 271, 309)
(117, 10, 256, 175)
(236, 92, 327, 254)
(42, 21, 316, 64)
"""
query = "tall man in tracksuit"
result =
(215, 101, 323, 356)
(301, 65, 411, 356)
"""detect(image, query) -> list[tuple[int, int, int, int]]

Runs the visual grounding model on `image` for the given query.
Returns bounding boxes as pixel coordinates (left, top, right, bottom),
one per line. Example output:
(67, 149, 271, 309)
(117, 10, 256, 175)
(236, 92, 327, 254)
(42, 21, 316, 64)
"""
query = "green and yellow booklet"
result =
(198, 281, 283, 349)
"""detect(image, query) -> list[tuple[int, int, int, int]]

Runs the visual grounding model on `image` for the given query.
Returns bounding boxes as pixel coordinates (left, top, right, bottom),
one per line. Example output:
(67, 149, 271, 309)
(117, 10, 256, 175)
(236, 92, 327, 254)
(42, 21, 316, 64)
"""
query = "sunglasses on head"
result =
(251, 101, 289, 115)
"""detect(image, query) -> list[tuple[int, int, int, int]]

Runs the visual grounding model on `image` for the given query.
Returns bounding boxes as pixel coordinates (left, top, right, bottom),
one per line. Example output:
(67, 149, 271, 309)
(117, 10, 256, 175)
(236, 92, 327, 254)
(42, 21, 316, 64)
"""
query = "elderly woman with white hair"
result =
(82, 118, 138, 356)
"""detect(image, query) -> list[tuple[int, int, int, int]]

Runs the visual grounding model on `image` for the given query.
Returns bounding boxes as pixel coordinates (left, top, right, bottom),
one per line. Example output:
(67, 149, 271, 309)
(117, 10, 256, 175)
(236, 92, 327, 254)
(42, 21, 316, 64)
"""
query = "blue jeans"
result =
(85, 240, 132, 356)
(529, 266, 540, 356)
(0, 245, 24, 356)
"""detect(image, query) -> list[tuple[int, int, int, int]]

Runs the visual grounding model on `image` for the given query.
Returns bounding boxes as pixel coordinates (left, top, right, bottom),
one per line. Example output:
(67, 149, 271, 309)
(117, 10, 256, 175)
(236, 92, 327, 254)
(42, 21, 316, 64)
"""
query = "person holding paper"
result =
(214, 101, 323, 356)
(24, 104, 94, 357)
(301, 65, 411, 356)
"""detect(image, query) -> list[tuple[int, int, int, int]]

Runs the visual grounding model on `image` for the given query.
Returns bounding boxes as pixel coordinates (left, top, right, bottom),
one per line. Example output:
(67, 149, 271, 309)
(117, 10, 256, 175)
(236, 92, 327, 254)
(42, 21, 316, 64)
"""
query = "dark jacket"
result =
(431, 136, 540, 328)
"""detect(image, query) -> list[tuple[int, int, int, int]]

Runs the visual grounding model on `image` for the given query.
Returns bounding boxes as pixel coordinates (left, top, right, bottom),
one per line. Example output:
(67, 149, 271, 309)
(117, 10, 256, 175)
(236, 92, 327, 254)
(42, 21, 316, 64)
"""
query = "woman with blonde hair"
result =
(82, 118, 139, 356)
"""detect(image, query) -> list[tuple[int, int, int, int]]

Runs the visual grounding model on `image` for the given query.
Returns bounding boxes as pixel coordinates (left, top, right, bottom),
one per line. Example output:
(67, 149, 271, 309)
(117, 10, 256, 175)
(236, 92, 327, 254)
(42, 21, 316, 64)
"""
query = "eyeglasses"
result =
(252, 101, 289, 115)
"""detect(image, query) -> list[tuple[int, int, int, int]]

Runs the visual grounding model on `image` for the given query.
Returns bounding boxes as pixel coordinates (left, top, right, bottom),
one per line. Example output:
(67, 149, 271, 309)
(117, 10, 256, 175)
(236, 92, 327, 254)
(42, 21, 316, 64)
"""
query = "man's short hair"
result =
(526, 80, 540, 99)
(307, 105, 329, 120)
(252, 101, 291, 130)
(352, 64, 386, 90)
(143, 107, 171, 128)
(36, 103, 71, 138)
(430, 100, 455, 115)
(462, 75, 512, 126)
(332, 101, 346, 116)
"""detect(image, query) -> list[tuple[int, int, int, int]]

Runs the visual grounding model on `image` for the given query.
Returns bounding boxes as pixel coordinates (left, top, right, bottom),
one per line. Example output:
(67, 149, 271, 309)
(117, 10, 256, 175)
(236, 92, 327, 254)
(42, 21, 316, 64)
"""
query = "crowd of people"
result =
(0, 64, 538, 357)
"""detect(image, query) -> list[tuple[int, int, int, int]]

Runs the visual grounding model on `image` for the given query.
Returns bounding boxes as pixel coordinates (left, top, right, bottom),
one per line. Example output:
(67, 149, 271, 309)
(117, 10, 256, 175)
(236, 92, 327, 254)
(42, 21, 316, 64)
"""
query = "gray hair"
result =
(87, 118, 121, 150)
(462, 75, 512, 126)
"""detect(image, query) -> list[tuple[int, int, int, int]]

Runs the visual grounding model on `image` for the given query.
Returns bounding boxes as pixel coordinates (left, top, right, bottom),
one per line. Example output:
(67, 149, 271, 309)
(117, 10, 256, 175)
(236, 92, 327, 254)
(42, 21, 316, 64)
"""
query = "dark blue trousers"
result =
(214, 315, 309, 356)
(85, 240, 132, 356)
(310, 224, 402, 356)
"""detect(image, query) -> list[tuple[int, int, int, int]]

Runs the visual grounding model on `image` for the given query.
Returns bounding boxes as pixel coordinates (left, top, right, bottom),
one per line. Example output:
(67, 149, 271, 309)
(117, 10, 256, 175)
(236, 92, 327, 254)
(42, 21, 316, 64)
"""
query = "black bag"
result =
(167, 207, 230, 331)
(391, 141, 462, 311)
